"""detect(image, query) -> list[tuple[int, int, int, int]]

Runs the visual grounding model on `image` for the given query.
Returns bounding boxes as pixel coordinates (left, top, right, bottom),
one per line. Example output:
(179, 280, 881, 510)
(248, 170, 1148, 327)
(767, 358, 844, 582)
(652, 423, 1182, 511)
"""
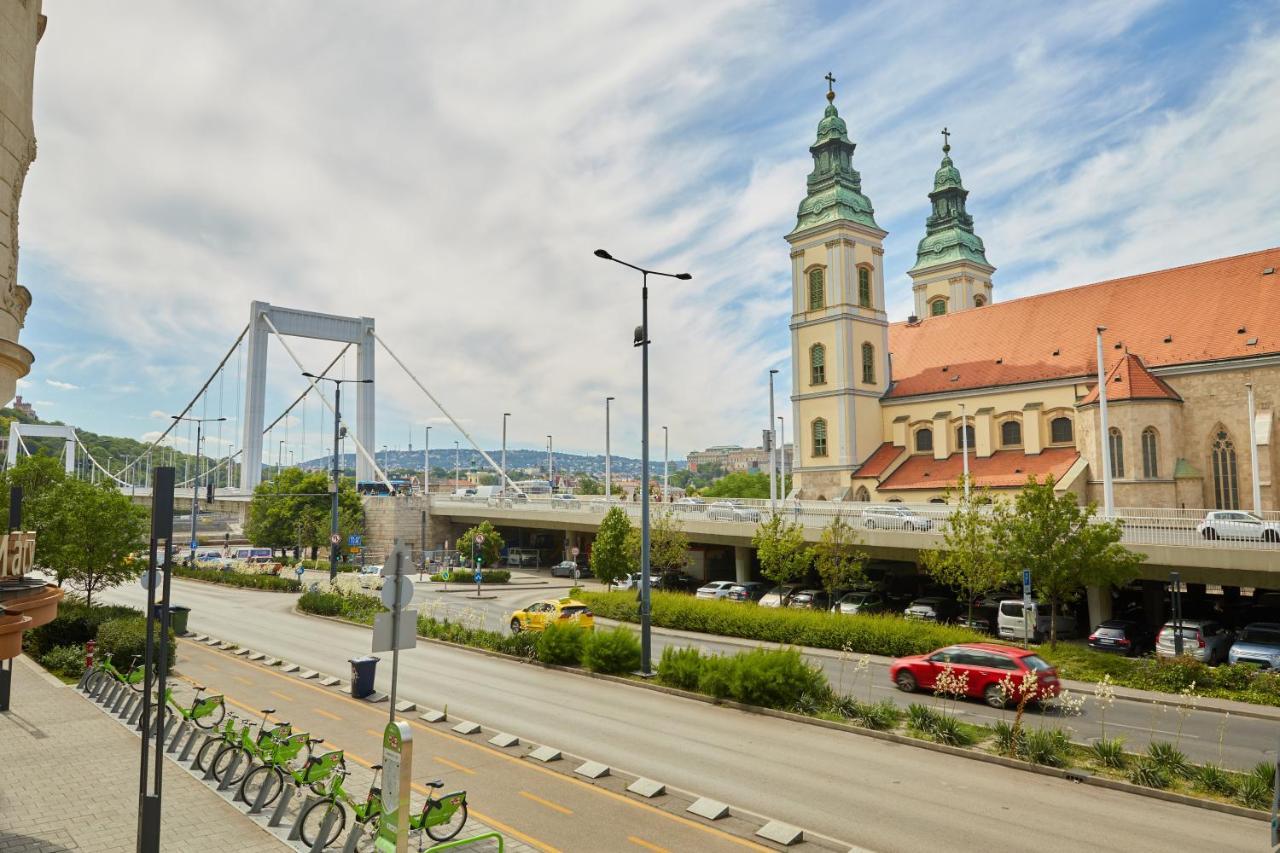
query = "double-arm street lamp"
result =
(594, 248, 692, 676)
(302, 373, 372, 581)
(171, 414, 227, 557)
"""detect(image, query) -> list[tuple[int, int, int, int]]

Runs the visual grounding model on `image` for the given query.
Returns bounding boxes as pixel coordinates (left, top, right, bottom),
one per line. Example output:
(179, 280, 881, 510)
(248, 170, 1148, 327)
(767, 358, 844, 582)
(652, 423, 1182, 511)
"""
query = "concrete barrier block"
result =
(756, 821, 803, 846)
(528, 746, 561, 763)
(247, 652, 265, 661)
(451, 721, 481, 735)
(365, 691, 388, 704)
(627, 778, 666, 798)
(394, 700, 416, 713)
(575, 761, 609, 780)
(280, 663, 300, 673)
(192, 634, 208, 642)
(488, 733, 519, 748)
(204, 637, 220, 646)
(419, 709, 446, 723)
(262, 658, 280, 666)
(687, 798, 730, 820)
(233, 648, 251, 656)
(298, 670, 318, 679)
(319, 676, 340, 687)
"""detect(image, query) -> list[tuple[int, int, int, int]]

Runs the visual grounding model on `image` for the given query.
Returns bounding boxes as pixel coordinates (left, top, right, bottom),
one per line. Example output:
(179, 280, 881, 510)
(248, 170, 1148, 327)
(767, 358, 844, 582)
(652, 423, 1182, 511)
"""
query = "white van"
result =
(997, 600, 1078, 643)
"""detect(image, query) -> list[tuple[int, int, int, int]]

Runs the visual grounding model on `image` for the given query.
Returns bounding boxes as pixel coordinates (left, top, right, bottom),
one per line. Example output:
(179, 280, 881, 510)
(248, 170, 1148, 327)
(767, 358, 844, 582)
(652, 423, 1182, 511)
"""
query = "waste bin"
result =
(349, 656, 379, 698)
(168, 606, 191, 635)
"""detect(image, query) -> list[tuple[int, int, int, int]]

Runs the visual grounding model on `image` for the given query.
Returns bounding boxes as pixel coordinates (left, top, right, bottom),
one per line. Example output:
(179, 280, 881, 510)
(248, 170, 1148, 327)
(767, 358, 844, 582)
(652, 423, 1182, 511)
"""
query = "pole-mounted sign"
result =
(375, 720, 413, 853)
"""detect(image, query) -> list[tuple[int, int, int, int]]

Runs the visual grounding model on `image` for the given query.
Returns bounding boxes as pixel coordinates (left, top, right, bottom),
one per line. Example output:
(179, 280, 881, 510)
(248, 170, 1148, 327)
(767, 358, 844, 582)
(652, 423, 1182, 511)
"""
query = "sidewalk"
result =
(0, 655, 286, 853)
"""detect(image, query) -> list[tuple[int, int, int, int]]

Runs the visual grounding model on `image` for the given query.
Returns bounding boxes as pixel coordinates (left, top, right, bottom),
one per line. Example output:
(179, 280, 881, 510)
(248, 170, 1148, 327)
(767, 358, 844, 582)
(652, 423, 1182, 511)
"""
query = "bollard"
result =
(268, 785, 296, 828)
(309, 806, 340, 853)
(287, 795, 318, 840)
(216, 751, 242, 791)
(168, 721, 192, 753)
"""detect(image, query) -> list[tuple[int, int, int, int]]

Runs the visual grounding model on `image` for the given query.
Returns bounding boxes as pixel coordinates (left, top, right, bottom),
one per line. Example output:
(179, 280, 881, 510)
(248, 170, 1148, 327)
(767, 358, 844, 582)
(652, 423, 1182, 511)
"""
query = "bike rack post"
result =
(99, 681, 119, 706)
(201, 750, 221, 781)
(216, 752, 242, 791)
(160, 716, 177, 745)
(168, 721, 191, 753)
(341, 824, 366, 853)
(76, 668, 93, 690)
(247, 772, 276, 814)
(128, 698, 144, 727)
(308, 807, 339, 853)
(85, 674, 102, 699)
(111, 687, 130, 714)
(267, 785, 295, 828)
(287, 794, 318, 840)
(178, 729, 204, 763)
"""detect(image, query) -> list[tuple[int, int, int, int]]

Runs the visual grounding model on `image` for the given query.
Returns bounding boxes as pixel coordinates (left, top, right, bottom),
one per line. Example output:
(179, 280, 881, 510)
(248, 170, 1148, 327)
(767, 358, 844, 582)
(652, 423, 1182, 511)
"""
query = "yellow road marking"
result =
(314, 708, 342, 721)
(628, 837, 670, 853)
(434, 755, 476, 776)
(366, 728, 383, 739)
(233, 676, 253, 686)
(180, 638, 766, 851)
(269, 690, 293, 702)
(519, 790, 572, 815)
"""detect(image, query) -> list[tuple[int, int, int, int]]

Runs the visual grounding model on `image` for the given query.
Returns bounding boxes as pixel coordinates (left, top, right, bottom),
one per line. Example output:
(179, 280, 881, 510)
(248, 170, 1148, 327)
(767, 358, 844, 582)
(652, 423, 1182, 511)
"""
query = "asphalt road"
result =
(101, 580, 1265, 852)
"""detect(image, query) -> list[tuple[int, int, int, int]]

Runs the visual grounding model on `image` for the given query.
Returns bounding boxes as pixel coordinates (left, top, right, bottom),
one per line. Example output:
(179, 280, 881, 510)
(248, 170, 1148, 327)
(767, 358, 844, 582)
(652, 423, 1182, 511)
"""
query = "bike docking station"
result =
(372, 540, 416, 853)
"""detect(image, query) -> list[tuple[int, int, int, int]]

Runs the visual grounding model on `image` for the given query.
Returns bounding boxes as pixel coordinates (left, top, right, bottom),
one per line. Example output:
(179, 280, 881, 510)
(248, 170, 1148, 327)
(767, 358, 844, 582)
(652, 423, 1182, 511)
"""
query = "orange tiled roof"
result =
(854, 442, 904, 479)
(887, 248, 1280, 398)
(1078, 352, 1182, 406)
(877, 447, 1080, 491)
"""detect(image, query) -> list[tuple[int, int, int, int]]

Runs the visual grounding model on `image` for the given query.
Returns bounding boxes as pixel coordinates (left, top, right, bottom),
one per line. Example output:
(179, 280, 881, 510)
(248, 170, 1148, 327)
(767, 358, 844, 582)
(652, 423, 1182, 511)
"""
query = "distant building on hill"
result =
(686, 444, 793, 475)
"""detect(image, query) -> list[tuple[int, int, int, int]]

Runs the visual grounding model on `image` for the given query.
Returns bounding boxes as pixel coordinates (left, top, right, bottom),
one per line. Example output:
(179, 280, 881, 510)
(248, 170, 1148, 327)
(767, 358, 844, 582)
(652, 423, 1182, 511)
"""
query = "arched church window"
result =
(1000, 420, 1022, 447)
(1050, 416, 1073, 444)
(808, 268, 825, 310)
(914, 428, 933, 453)
(974, 294, 987, 307)
(1141, 427, 1159, 479)
(858, 267, 872, 308)
(811, 418, 828, 458)
(1108, 427, 1125, 478)
(1211, 429, 1239, 509)
(853, 486, 870, 502)
(810, 344, 826, 385)
(930, 298, 947, 316)
(861, 342, 875, 384)
(956, 424, 975, 450)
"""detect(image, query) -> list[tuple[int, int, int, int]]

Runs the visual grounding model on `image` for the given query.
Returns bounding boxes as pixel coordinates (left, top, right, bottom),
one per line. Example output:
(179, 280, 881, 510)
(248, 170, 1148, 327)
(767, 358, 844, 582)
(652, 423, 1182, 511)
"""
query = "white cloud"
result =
(46, 379, 78, 390)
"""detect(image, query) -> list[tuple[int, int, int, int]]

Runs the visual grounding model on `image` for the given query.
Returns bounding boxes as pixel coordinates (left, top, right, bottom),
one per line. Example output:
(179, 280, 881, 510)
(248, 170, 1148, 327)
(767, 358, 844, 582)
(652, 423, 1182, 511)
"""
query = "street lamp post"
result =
(960, 402, 971, 501)
(302, 373, 373, 581)
(1096, 326, 1115, 516)
(594, 248, 692, 677)
(1246, 383, 1262, 513)
(278, 440, 285, 477)
(501, 413, 511, 493)
(778, 415, 786, 501)
(662, 426, 669, 503)
(453, 441, 460, 491)
(423, 426, 431, 496)
(171, 415, 227, 558)
(768, 369, 779, 517)
(546, 435, 553, 490)
(605, 397, 615, 502)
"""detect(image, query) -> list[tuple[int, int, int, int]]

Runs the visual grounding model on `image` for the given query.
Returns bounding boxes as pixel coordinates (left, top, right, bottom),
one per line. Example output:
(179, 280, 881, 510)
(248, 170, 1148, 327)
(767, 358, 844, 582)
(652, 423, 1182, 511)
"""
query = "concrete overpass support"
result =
(1141, 580, 1166, 630)
(1086, 585, 1112, 631)
(734, 546, 752, 583)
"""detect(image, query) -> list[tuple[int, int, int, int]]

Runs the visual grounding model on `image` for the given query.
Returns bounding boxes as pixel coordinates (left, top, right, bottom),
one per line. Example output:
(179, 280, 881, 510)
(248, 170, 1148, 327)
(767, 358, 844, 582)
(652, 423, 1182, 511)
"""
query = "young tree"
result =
(458, 520, 504, 568)
(813, 514, 868, 602)
(590, 506, 632, 589)
(41, 479, 148, 606)
(752, 514, 811, 592)
(0, 455, 68, 565)
(625, 509, 690, 573)
(577, 475, 603, 495)
(995, 475, 1144, 644)
(921, 478, 1012, 625)
(700, 471, 770, 499)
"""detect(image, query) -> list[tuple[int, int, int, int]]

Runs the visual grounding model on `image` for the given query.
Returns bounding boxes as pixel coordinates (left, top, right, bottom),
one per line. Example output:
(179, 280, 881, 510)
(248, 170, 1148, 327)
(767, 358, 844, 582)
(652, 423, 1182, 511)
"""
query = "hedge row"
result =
(656, 645, 829, 709)
(298, 589, 384, 623)
(25, 600, 174, 679)
(1042, 644, 1280, 707)
(428, 570, 510, 584)
(577, 591, 986, 656)
(172, 566, 301, 592)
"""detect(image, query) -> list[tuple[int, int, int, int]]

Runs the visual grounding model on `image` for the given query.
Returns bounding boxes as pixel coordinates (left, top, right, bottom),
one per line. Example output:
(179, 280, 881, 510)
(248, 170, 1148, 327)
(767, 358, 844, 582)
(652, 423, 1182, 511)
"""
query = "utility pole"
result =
(171, 415, 226, 559)
(546, 435, 553, 490)
(768, 368, 778, 517)
(501, 412, 511, 493)
(605, 397, 614, 502)
(662, 426, 669, 503)
(423, 426, 430, 497)
(1096, 326, 1115, 516)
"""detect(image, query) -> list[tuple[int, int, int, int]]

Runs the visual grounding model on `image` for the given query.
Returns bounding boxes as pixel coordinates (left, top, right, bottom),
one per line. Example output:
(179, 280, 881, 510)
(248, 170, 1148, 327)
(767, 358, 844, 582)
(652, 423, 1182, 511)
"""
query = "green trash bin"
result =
(168, 606, 191, 635)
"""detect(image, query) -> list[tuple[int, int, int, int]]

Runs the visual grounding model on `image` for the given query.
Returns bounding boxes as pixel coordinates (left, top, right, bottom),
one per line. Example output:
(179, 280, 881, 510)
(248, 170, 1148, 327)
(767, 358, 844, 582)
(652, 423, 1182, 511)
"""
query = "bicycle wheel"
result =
(238, 764, 284, 809)
(85, 669, 109, 695)
(194, 699, 226, 730)
(425, 801, 468, 842)
(194, 736, 225, 773)
(299, 798, 347, 849)
(211, 745, 253, 787)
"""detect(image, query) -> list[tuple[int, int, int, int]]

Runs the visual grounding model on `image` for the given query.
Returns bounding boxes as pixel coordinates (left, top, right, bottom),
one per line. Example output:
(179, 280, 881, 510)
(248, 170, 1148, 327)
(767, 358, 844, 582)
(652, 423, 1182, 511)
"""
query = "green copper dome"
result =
(790, 92, 879, 235)
(909, 138, 991, 273)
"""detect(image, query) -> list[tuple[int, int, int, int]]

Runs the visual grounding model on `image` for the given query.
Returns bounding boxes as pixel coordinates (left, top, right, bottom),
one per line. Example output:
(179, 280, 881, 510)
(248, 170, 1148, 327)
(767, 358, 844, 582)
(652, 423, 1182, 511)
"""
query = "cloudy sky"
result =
(15, 0, 1280, 466)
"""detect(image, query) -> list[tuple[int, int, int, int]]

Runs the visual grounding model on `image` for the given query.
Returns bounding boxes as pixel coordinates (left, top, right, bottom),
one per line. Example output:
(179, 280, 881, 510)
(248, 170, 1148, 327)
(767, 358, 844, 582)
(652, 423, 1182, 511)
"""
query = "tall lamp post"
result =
(959, 402, 971, 501)
(605, 396, 615, 502)
(171, 414, 227, 558)
(501, 412, 511, 493)
(453, 441, 460, 492)
(546, 435, 553, 490)
(302, 373, 372, 581)
(423, 426, 431, 496)
(594, 248, 692, 676)
(1095, 326, 1115, 516)
(778, 415, 786, 501)
(662, 425, 669, 503)
(1246, 383, 1262, 512)
(768, 368, 779, 516)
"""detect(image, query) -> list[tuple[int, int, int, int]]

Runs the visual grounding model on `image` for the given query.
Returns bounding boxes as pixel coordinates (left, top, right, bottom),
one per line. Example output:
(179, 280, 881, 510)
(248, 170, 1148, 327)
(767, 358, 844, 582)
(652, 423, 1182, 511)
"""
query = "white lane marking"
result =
(1106, 721, 1199, 738)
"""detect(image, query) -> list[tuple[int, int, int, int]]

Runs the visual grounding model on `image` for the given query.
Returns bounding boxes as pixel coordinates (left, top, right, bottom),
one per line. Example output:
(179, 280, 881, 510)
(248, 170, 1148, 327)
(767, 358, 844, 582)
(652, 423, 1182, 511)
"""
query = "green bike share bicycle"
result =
(297, 763, 468, 850)
(206, 707, 296, 784)
(84, 653, 145, 694)
(155, 681, 226, 730)
(237, 735, 345, 812)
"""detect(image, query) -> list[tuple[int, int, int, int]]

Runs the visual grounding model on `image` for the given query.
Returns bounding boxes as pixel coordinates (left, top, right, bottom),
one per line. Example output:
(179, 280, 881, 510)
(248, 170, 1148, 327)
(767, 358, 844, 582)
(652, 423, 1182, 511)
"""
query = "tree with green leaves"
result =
(577, 475, 603, 495)
(812, 514, 867, 602)
(921, 477, 1011, 625)
(458, 520, 504, 568)
(753, 514, 811, 592)
(590, 506, 632, 589)
(993, 475, 1144, 644)
(625, 508, 690, 573)
(245, 468, 363, 559)
(40, 478, 148, 606)
(0, 455, 69, 564)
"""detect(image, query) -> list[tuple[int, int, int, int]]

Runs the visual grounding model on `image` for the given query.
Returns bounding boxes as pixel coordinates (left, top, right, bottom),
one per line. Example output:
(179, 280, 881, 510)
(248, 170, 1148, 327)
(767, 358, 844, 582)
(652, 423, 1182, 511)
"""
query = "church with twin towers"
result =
(787, 80, 1278, 511)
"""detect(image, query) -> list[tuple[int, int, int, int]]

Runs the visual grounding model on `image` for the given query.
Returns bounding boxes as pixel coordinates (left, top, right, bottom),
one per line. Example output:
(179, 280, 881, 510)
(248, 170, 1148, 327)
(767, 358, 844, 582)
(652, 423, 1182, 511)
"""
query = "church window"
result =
(914, 428, 933, 453)
(853, 486, 870, 502)
(974, 294, 987, 307)
(861, 342, 875, 384)
(930, 298, 947, 316)
(858, 267, 872, 308)
(1050, 416, 1073, 444)
(1000, 420, 1022, 447)
(1108, 428, 1125, 478)
(811, 418, 828, 458)
(956, 424, 975, 450)
(1141, 427, 1159, 479)
(809, 344, 826, 385)
(808, 268, 825, 310)
(1211, 429, 1239, 509)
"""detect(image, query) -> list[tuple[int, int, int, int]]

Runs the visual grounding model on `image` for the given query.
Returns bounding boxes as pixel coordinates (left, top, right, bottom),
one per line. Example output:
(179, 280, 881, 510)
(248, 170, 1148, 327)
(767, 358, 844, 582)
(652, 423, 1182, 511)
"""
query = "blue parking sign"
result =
(474, 571, 483, 584)
(348, 534, 363, 547)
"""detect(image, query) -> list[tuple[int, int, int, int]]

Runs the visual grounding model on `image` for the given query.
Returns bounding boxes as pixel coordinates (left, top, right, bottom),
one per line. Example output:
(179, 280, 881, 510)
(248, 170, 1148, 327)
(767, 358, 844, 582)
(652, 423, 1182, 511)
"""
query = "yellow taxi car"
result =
(508, 598, 595, 633)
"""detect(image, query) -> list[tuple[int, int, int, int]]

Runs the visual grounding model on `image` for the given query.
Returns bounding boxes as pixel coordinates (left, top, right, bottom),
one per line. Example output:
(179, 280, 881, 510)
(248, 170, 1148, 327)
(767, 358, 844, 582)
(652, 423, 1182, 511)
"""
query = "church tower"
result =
(787, 77, 890, 501)
(908, 131, 995, 318)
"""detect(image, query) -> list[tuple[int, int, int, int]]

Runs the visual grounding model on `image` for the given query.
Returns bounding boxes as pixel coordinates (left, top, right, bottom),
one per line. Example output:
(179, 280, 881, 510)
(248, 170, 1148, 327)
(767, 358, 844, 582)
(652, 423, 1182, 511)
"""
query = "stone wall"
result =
(361, 494, 429, 560)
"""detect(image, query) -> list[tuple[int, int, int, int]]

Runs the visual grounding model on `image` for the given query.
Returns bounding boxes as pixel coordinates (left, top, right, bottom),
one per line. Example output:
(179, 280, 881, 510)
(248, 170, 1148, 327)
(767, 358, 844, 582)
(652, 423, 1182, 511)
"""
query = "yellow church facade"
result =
(789, 90, 1278, 512)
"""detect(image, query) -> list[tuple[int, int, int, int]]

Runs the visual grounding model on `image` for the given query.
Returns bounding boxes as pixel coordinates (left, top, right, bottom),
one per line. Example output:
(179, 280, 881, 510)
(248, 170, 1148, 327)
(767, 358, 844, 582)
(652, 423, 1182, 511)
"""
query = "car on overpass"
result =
(1196, 510, 1280, 541)
(706, 501, 760, 522)
(508, 598, 594, 633)
(861, 505, 933, 531)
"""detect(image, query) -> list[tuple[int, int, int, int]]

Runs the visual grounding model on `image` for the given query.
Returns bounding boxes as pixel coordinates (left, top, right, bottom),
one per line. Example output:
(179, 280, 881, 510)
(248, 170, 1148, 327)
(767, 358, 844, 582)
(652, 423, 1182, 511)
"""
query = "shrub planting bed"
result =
(428, 570, 511, 584)
(173, 566, 301, 592)
(25, 599, 175, 679)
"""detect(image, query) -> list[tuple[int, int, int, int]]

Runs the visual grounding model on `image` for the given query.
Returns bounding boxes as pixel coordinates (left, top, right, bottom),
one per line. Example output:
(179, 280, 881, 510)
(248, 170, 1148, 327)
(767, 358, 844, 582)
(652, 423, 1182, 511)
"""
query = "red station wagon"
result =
(889, 643, 1061, 708)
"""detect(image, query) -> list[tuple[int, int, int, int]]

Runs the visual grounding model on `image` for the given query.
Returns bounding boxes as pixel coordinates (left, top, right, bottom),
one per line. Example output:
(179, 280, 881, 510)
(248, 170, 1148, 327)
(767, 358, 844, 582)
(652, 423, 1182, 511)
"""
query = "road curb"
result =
(289, 605, 1271, 825)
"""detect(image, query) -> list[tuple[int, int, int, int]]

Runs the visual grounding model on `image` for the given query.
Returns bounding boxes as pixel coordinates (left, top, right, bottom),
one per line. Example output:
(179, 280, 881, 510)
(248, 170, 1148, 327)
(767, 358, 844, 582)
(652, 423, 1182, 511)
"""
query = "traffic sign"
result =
(348, 534, 363, 547)
(476, 533, 486, 545)
(440, 569, 451, 581)
(571, 546, 580, 557)
(1022, 569, 1032, 608)
(295, 565, 304, 578)
(381, 576, 415, 610)
(474, 571, 483, 584)
(330, 533, 341, 546)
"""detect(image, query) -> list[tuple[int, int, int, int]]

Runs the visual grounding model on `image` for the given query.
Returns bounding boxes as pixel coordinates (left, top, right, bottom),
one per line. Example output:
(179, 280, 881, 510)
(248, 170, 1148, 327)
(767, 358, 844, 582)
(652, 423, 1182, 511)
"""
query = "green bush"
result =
(848, 698, 900, 730)
(1137, 656, 1213, 693)
(581, 627, 641, 674)
(173, 566, 300, 592)
(536, 622, 587, 666)
(992, 721, 1024, 756)
(1128, 760, 1171, 789)
(1238, 773, 1271, 809)
(1089, 736, 1127, 769)
(298, 588, 383, 623)
(40, 644, 87, 679)
(498, 631, 539, 660)
(96, 617, 176, 673)
(906, 703, 940, 733)
(926, 714, 974, 747)
(1249, 760, 1275, 787)
(697, 655, 736, 699)
(24, 600, 140, 660)
(1195, 763, 1237, 796)
(727, 648, 829, 710)
(1146, 740, 1191, 778)
(657, 646, 704, 691)
(429, 570, 510, 584)
(1020, 727, 1070, 767)
(1211, 663, 1257, 692)
(299, 589, 345, 616)
(576, 591, 985, 657)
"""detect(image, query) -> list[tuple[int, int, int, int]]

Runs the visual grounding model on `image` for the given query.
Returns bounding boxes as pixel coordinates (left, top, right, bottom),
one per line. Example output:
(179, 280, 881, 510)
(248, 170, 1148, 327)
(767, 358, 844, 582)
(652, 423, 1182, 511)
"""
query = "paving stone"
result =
(626, 778, 666, 798)
(528, 746, 561, 763)
(488, 732, 520, 748)
(419, 709, 446, 723)
(574, 760, 609, 779)
(451, 721, 481, 735)
(756, 820, 803, 846)
(687, 797, 730, 820)
(394, 700, 416, 713)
